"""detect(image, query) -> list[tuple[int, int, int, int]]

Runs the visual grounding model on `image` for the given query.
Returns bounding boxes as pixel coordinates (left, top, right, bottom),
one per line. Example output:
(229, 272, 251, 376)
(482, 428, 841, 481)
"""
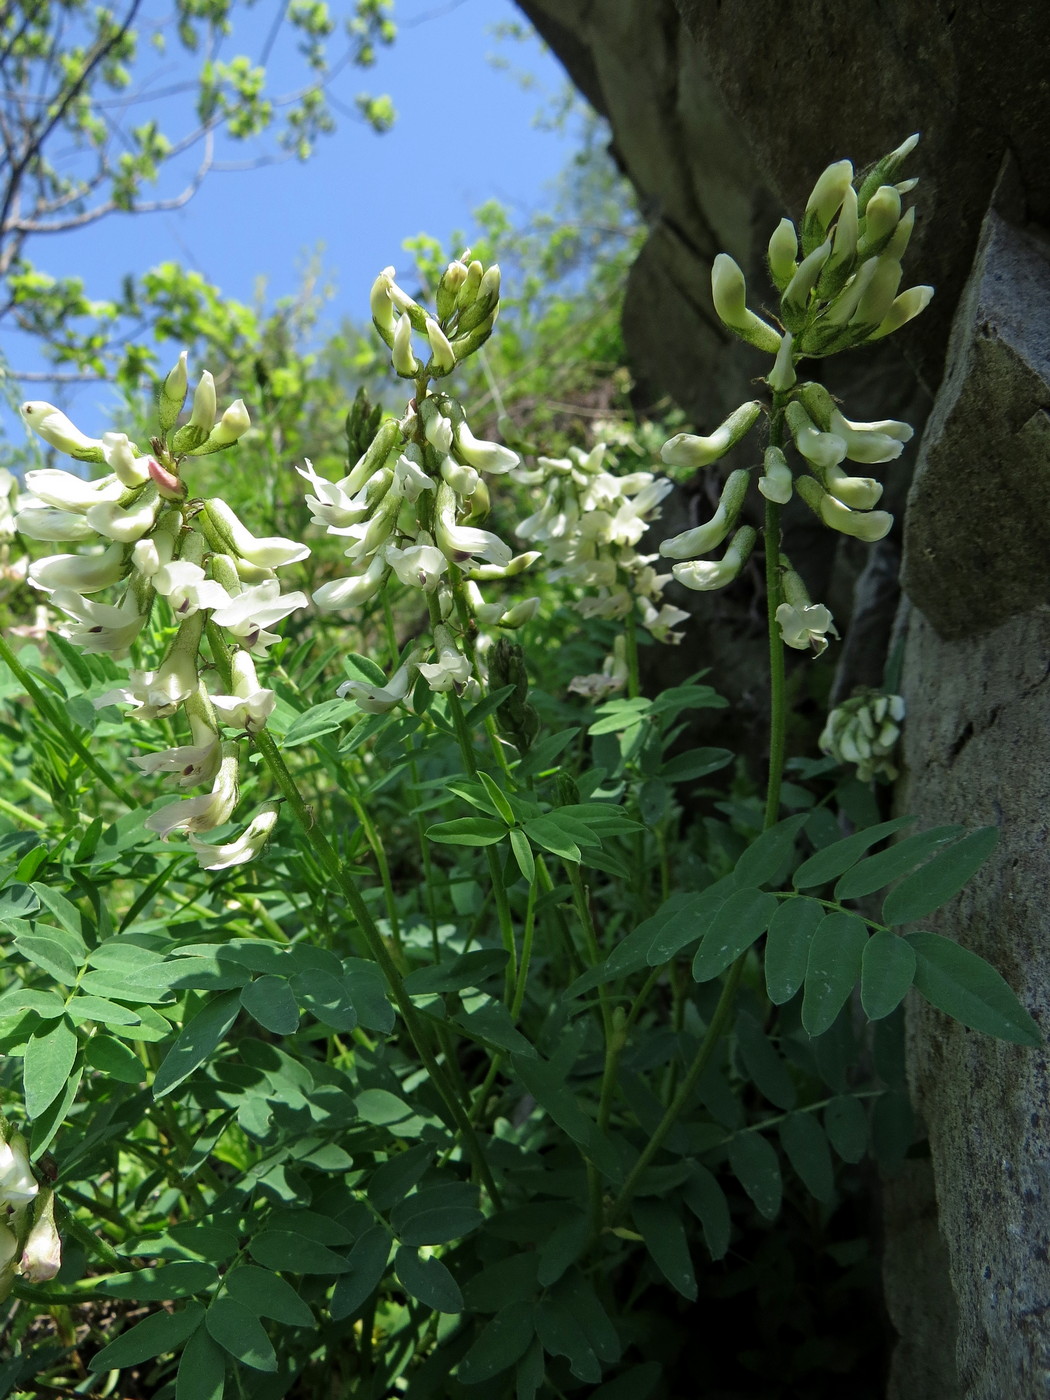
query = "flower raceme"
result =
(18, 364, 301, 871)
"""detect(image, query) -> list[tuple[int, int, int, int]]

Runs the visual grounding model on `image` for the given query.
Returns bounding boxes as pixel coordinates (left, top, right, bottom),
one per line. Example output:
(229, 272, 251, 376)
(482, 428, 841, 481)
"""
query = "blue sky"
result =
(1, 0, 580, 437)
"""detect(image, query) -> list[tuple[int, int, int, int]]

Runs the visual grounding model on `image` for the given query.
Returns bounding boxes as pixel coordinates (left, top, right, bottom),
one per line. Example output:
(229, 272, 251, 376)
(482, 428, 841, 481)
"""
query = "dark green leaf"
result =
(536, 1213, 588, 1288)
(734, 814, 808, 887)
(249, 1231, 352, 1275)
(100, 1262, 219, 1300)
(455, 999, 535, 1057)
(735, 1010, 796, 1109)
(861, 931, 916, 1020)
(290, 969, 357, 1032)
(728, 1132, 782, 1220)
(368, 1145, 434, 1213)
(225, 1267, 314, 1327)
(343, 959, 395, 1033)
(282, 699, 349, 747)
(0, 987, 65, 1019)
(85, 1035, 146, 1084)
(462, 1252, 540, 1313)
(509, 827, 535, 883)
(427, 817, 507, 846)
(89, 1303, 204, 1371)
(153, 991, 241, 1098)
(511, 1055, 619, 1179)
(395, 1244, 463, 1313)
(329, 1226, 391, 1320)
(779, 1113, 835, 1202)
(68, 994, 141, 1026)
(646, 882, 734, 964)
(391, 1185, 483, 1246)
(521, 816, 581, 862)
(824, 1095, 868, 1162)
(176, 1325, 226, 1400)
(458, 1303, 536, 1385)
(765, 897, 824, 1004)
(802, 913, 868, 1037)
(883, 827, 998, 925)
(404, 950, 508, 995)
(591, 1362, 664, 1400)
(632, 1198, 696, 1300)
(516, 1337, 546, 1400)
(793, 816, 915, 888)
(692, 889, 778, 982)
(682, 1165, 730, 1261)
(535, 1297, 600, 1383)
(871, 1089, 915, 1171)
(0, 883, 40, 922)
(908, 932, 1042, 1045)
(659, 747, 733, 782)
(834, 826, 964, 901)
(23, 1017, 78, 1119)
(240, 976, 300, 1035)
(12, 934, 79, 983)
(205, 1297, 277, 1372)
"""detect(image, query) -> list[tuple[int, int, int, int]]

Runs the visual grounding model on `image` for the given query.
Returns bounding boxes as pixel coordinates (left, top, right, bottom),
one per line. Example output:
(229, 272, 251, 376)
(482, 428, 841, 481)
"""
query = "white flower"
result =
(828, 409, 911, 464)
(418, 629, 472, 693)
(101, 432, 151, 486)
(85, 497, 160, 543)
(392, 449, 435, 503)
(423, 410, 454, 455)
(95, 619, 201, 719)
(776, 601, 838, 655)
(384, 539, 447, 591)
(660, 470, 749, 561)
(312, 552, 389, 611)
(209, 651, 276, 735)
(433, 481, 512, 567)
(210, 580, 308, 652)
(452, 421, 519, 474)
(638, 596, 690, 644)
(710, 254, 783, 353)
(20, 401, 103, 457)
(15, 502, 96, 542)
(0, 1134, 37, 1209)
(23, 468, 122, 513)
(29, 543, 126, 595)
(19, 1187, 61, 1283)
(190, 800, 280, 870)
(672, 526, 756, 592)
(49, 588, 145, 655)
(153, 561, 232, 618)
(204, 499, 309, 567)
(660, 402, 763, 470)
(145, 745, 241, 837)
(296, 460, 372, 531)
(337, 653, 420, 713)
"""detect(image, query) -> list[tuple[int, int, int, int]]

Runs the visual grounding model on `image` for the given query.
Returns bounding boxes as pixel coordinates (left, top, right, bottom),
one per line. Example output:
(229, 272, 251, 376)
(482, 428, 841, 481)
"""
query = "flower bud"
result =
(767, 332, 796, 394)
(660, 469, 749, 560)
(499, 597, 541, 627)
(828, 409, 908, 464)
(20, 402, 104, 461)
(850, 257, 904, 332)
(370, 270, 396, 344)
(425, 317, 456, 376)
(440, 457, 479, 496)
(191, 399, 251, 454)
(660, 400, 762, 471)
(795, 474, 893, 541)
(759, 446, 793, 504)
(85, 496, 160, 543)
(189, 371, 217, 432)
(148, 456, 188, 501)
(452, 420, 519, 474)
(159, 351, 189, 432)
(786, 401, 847, 469)
(671, 524, 756, 591)
(436, 259, 469, 320)
(392, 312, 420, 377)
(190, 800, 281, 871)
(797, 382, 837, 432)
(857, 133, 919, 215)
(802, 159, 853, 249)
(29, 542, 127, 594)
(457, 259, 484, 308)
(883, 205, 916, 262)
(822, 257, 879, 328)
(312, 552, 389, 611)
(101, 431, 151, 486)
(767, 218, 799, 290)
(858, 185, 902, 257)
(865, 284, 934, 341)
(0, 1131, 37, 1208)
(821, 461, 884, 510)
(781, 239, 831, 328)
(19, 1187, 61, 1283)
(711, 255, 783, 354)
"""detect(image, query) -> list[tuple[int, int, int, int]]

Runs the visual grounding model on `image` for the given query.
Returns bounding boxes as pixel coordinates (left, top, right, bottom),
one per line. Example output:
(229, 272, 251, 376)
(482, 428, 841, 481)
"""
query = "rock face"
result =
(514, 0, 1050, 1393)
(894, 204, 1050, 1400)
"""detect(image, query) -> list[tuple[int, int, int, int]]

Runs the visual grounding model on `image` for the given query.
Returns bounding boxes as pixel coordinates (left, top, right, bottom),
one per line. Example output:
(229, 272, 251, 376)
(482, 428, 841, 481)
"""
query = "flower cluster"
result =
(653, 134, 932, 647)
(305, 257, 538, 713)
(18, 358, 305, 869)
(1, 1122, 60, 1298)
(515, 442, 689, 652)
(820, 691, 905, 782)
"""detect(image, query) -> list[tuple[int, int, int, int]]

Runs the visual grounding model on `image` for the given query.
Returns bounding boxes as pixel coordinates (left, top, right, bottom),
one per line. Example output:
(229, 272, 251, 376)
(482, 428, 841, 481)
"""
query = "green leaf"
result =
(225, 1266, 314, 1327)
(68, 994, 141, 1027)
(403, 950, 507, 995)
(100, 1262, 219, 1300)
(458, 1302, 536, 1385)
(536, 1214, 588, 1288)
(176, 1326, 226, 1400)
(391, 1185, 483, 1246)
(882, 827, 999, 925)
(871, 1089, 915, 1170)
(509, 827, 535, 883)
(734, 814, 808, 887)
(646, 883, 733, 964)
(833, 825, 964, 901)
(240, 976, 300, 1035)
(682, 1165, 730, 1261)
(205, 1297, 277, 1372)
(478, 771, 516, 825)
(23, 1017, 78, 1119)
(824, 1095, 868, 1163)
(535, 1297, 600, 1384)
(249, 1231, 352, 1275)
(343, 959, 395, 1033)
(522, 815, 581, 862)
(658, 747, 733, 782)
(84, 1035, 146, 1084)
(779, 1113, 835, 1202)
(515, 1337, 546, 1400)
(13, 933, 79, 983)
(735, 1010, 796, 1110)
(908, 932, 1042, 1045)
(0, 883, 40, 922)
(427, 817, 507, 846)
(282, 699, 349, 747)
(394, 1244, 463, 1313)
(632, 1198, 697, 1300)
(692, 889, 778, 982)
(89, 1302, 204, 1372)
(861, 931, 916, 1020)
(30, 885, 88, 948)
(29, 1065, 81, 1158)
(511, 1054, 619, 1180)
(802, 913, 868, 1036)
(765, 897, 824, 1004)
(329, 1226, 391, 1320)
(728, 1132, 782, 1220)
(290, 969, 357, 1032)
(368, 1145, 435, 1213)
(153, 991, 241, 1098)
(793, 816, 915, 888)
(0, 987, 66, 1019)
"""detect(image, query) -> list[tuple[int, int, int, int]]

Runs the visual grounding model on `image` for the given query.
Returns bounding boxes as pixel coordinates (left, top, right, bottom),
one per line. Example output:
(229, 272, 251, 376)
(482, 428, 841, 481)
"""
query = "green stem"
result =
(0, 795, 46, 830)
(0, 632, 136, 807)
(624, 605, 641, 700)
(252, 726, 501, 1205)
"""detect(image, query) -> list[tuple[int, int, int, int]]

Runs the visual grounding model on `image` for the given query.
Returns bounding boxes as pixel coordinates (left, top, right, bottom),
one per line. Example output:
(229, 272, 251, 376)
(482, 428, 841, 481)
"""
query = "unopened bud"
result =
(159, 351, 189, 433)
(19, 1187, 61, 1283)
(796, 474, 893, 541)
(803, 159, 853, 250)
(189, 371, 217, 432)
(767, 331, 797, 393)
(198, 399, 251, 451)
(370, 270, 396, 344)
(865, 284, 934, 341)
(148, 457, 188, 501)
(425, 317, 456, 376)
(392, 313, 420, 378)
(759, 446, 793, 504)
(767, 218, 799, 290)
(857, 133, 919, 215)
(711, 255, 782, 354)
(781, 239, 831, 327)
(858, 185, 902, 257)
(660, 468, 750, 560)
